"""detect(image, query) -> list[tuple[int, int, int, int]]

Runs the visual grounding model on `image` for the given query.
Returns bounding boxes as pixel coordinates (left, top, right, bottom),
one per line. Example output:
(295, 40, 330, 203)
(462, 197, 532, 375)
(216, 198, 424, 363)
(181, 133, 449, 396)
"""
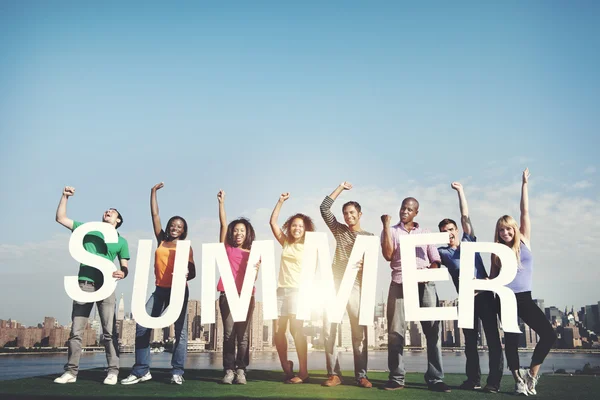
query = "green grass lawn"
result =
(1, 368, 598, 399)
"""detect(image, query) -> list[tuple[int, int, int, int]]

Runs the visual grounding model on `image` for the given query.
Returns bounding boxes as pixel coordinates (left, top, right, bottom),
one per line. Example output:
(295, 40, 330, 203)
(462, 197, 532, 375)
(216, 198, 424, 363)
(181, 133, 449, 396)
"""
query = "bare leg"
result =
(290, 315, 308, 379)
(274, 317, 293, 378)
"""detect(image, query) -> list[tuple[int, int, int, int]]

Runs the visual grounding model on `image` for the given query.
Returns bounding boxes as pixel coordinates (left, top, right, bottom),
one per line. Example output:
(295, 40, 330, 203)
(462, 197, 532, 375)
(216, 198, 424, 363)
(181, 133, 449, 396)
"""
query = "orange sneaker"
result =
(321, 375, 342, 387)
(357, 377, 373, 388)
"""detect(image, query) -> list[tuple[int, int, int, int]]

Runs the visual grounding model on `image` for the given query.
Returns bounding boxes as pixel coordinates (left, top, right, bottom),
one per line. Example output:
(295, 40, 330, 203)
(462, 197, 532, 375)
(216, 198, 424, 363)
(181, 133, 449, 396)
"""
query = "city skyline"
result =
(3, 295, 597, 352)
(3, 295, 597, 332)
(1, 2, 599, 326)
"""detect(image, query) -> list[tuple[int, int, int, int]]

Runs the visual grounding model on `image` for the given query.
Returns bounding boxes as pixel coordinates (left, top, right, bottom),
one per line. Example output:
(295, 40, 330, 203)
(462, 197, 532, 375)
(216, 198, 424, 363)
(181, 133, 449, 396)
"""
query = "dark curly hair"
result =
(226, 218, 256, 250)
(164, 215, 188, 241)
(282, 213, 315, 243)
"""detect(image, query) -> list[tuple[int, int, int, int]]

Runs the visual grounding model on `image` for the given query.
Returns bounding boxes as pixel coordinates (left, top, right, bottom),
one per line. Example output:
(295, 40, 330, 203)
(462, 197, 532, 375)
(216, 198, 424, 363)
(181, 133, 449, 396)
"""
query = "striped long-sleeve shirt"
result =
(320, 196, 374, 285)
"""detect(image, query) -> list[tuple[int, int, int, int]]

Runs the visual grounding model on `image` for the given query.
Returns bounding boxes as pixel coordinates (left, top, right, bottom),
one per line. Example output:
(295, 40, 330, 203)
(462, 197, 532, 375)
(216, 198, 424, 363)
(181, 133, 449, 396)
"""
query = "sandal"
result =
(286, 375, 310, 384)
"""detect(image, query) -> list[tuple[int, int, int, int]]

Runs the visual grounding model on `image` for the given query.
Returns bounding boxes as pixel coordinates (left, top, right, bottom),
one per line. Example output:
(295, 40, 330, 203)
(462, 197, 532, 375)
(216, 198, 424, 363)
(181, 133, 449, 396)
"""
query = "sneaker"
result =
(514, 378, 529, 396)
(483, 384, 499, 393)
(235, 369, 247, 385)
(103, 373, 118, 385)
(357, 377, 372, 388)
(54, 372, 76, 384)
(520, 369, 538, 395)
(171, 375, 184, 385)
(222, 369, 235, 385)
(383, 380, 405, 390)
(321, 375, 342, 387)
(429, 381, 452, 393)
(459, 380, 481, 390)
(121, 372, 152, 385)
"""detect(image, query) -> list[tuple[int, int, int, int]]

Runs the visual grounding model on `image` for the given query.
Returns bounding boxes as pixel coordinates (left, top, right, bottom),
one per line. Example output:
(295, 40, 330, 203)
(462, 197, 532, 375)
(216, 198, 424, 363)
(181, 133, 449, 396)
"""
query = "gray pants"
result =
(387, 282, 443, 385)
(323, 283, 368, 381)
(65, 280, 119, 376)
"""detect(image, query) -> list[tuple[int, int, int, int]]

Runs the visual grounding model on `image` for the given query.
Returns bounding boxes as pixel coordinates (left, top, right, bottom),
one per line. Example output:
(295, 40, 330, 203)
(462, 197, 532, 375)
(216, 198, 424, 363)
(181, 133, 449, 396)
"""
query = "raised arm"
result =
(380, 215, 394, 261)
(217, 190, 227, 243)
(270, 192, 289, 246)
(55, 186, 75, 230)
(520, 168, 531, 242)
(451, 182, 474, 236)
(150, 182, 164, 242)
(320, 182, 352, 232)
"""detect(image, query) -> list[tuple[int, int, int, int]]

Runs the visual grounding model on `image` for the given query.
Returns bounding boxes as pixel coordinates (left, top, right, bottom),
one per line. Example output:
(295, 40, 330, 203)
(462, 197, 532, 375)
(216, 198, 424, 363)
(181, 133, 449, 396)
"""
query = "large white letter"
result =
(201, 240, 277, 324)
(131, 240, 190, 329)
(66, 222, 118, 302)
(296, 232, 379, 325)
(401, 232, 458, 322)
(458, 242, 520, 333)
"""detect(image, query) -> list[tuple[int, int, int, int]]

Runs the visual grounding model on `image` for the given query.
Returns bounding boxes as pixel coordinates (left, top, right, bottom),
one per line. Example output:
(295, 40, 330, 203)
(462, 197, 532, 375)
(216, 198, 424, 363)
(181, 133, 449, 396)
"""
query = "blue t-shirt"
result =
(438, 233, 488, 292)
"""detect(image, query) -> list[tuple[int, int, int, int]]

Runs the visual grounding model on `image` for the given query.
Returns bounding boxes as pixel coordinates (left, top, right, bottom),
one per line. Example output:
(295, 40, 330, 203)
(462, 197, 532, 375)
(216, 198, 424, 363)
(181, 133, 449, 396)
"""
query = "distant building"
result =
(188, 300, 202, 340)
(545, 306, 563, 326)
(249, 301, 264, 351)
(584, 304, 600, 333)
(117, 293, 125, 321)
(17, 327, 42, 348)
(118, 319, 136, 347)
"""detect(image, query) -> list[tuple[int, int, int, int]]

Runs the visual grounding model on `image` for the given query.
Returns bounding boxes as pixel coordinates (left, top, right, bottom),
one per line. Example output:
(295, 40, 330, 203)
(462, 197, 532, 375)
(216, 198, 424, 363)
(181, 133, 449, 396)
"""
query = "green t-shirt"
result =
(72, 220, 130, 286)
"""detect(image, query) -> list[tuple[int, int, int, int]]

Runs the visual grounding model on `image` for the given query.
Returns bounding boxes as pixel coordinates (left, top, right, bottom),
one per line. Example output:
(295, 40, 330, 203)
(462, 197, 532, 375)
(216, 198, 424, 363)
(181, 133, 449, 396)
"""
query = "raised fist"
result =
(340, 181, 353, 190)
(451, 182, 463, 191)
(63, 186, 75, 197)
(279, 192, 290, 202)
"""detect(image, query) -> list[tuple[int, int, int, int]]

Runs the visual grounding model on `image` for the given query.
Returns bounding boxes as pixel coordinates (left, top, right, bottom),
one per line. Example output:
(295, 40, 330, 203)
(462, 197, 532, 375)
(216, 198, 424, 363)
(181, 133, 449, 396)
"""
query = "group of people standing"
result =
(52, 168, 555, 396)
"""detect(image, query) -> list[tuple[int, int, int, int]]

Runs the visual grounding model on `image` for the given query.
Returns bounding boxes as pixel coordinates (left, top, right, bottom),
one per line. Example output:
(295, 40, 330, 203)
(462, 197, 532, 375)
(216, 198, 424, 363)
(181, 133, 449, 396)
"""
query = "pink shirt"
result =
(380, 222, 441, 284)
(216, 244, 256, 295)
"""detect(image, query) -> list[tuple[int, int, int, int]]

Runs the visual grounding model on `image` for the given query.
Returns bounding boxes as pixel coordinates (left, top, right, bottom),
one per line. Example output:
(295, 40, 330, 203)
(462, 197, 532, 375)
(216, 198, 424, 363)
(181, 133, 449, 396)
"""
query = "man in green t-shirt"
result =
(53, 186, 130, 386)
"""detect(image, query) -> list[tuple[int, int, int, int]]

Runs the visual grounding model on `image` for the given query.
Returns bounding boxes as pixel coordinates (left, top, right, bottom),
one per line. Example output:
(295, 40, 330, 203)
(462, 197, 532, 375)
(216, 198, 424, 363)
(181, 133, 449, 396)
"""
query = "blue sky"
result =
(1, 1, 598, 326)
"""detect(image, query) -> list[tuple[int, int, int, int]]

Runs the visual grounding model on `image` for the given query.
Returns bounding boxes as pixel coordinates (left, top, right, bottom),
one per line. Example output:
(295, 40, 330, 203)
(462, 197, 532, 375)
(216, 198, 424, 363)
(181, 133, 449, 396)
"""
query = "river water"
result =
(1, 350, 599, 381)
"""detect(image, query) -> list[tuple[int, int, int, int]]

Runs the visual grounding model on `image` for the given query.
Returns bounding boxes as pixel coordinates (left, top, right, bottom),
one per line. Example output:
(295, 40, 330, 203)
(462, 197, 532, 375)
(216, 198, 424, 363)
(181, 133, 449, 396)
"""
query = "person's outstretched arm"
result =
(452, 181, 474, 236)
(520, 168, 531, 244)
(270, 192, 289, 246)
(217, 190, 227, 243)
(55, 186, 75, 230)
(150, 182, 164, 243)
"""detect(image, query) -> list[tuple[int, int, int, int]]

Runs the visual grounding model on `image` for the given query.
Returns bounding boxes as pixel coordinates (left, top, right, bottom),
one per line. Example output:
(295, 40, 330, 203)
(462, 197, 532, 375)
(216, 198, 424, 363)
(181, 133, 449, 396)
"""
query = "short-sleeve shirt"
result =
(438, 233, 488, 293)
(380, 222, 441, 284)
(154, 240, 194, 288)
(72, 220, 130, 286)
(278, 240, 304, 289)
(217, 244, 256, 295)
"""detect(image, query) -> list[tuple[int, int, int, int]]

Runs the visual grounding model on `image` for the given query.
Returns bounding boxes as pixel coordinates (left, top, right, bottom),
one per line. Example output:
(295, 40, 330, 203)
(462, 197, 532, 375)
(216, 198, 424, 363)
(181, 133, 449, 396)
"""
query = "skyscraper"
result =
(117, 293, 125, 321)
(188, 299, 201, 340)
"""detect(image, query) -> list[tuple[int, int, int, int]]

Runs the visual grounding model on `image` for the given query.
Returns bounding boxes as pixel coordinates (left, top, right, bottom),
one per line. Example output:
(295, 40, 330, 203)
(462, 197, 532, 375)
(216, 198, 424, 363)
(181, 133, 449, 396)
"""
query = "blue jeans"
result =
(132, 286, 189, 377)
(387, 282, 444, 385)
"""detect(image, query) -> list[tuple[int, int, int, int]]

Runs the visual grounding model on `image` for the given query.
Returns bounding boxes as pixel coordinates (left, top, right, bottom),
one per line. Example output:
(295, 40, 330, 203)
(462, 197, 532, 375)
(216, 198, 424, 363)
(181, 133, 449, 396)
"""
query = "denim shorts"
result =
(277, 287, 299, 317)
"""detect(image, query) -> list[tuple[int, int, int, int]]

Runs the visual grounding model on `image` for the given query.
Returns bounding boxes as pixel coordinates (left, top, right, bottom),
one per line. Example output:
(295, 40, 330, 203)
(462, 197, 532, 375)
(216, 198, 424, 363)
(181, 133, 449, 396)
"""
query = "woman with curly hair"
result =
(490, 169, 556, 396)
(216, 189, 259, 385)
(270, 192, 315, 384)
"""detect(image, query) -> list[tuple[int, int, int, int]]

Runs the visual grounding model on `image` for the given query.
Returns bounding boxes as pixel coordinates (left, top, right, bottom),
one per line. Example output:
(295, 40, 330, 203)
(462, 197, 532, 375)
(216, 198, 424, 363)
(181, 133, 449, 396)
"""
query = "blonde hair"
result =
(491, 215, 522, 271)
